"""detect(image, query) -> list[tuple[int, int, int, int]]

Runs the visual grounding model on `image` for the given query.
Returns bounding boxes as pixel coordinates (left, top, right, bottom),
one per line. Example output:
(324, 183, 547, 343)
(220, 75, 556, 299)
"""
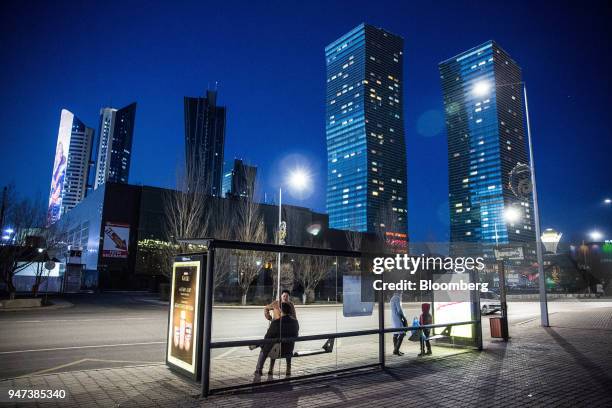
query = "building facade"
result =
(47, 109, 94, 224)
(94, 102, 137, 189)
(58, 182, 360, 291)
(440, 41, 536, 250)
(221, 159, 257, 198)
(184, 90, 226, 196)
(325, 23, 408, 238)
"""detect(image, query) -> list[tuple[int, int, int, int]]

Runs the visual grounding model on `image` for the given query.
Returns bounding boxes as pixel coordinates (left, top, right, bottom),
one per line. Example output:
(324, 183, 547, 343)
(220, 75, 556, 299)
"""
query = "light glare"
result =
(589, 231, 603, 241)
(503, 207, 521, 223)
(473, 81, 491, 96)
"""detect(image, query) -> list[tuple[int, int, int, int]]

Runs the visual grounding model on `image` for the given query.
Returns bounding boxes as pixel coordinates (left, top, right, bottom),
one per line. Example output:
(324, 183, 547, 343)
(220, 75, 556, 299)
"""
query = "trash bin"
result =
(490, 316, 507, 338)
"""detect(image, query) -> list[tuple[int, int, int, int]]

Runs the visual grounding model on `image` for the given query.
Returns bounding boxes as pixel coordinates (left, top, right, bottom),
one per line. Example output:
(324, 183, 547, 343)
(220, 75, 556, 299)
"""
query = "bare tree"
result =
(295, 253, 332, 304)
(234, 197, 267, 305)
(30, 220, 68, 297)
(345, 228, 362, 252)
(0, 188, 47, 299)
(162, 161, 211, 277)
(209, 199, 233, 293)
(270, 258, 295, 300)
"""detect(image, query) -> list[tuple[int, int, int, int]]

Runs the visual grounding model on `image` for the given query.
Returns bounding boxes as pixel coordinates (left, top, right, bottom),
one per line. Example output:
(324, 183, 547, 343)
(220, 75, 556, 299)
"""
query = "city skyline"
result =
(1, 1, 610, 242)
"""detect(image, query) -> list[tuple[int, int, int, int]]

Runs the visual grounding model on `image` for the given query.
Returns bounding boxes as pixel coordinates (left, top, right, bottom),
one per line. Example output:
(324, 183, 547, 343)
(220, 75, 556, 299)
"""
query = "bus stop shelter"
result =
(165, 239, 483, 396)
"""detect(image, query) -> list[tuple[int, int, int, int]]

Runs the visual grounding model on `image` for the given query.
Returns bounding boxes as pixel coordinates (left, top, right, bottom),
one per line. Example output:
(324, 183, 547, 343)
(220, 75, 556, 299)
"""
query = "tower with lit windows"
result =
(440, 41, 536, 248)
(325, 23, 408, 239)
(94, 102, 137, 189)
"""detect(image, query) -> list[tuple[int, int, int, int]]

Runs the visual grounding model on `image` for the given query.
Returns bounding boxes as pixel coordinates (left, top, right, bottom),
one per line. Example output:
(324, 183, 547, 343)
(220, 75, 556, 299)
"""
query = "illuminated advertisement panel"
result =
(47, 109, 73, 224)
(102, 223, 130, 258)
(167, 258, 203, 379)
(432, 273, 473, 338)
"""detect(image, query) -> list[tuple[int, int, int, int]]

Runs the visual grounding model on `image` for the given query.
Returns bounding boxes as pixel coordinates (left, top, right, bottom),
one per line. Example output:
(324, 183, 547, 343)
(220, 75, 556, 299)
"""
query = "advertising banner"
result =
(166, 257, 203, 379)
(102, 223, 130, 258)
(47, 109, 73, 225)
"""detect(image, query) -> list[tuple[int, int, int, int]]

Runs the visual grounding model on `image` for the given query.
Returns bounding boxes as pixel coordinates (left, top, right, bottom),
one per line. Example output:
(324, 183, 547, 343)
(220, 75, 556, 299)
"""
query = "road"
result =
(1, 293, 611, 379)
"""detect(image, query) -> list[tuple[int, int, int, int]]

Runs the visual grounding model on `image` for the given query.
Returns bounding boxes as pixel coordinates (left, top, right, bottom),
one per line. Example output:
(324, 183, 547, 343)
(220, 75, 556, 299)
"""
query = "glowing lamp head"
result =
(288, 168, 310, 191)
(503, 207, 521, 223)
(604, 198, 611, 204)
(589, 231, 603, 242)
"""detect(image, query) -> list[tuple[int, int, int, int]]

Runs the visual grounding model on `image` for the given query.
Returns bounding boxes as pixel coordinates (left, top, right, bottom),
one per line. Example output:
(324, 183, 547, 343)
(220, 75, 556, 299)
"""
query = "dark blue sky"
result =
(1, 0, 610, 242)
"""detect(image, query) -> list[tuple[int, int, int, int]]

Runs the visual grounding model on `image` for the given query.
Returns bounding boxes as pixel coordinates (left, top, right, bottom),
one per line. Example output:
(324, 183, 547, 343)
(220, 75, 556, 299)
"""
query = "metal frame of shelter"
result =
(170, 239, 483, 397)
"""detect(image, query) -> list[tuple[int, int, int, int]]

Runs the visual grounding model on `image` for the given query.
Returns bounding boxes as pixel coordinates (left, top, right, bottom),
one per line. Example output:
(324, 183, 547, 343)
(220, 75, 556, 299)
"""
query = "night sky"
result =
(1, 0, 610, 243)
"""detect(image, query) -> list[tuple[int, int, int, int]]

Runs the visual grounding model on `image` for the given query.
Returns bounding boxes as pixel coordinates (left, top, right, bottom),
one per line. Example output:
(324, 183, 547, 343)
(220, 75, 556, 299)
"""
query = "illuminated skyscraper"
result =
(184, 90, 226, 196)
(221, 159, 257, 199)
(325, 24, 408, 237)
(47, 109, 94, 224)
(440, 41, 536, 247)
(94, 102, 137, 189)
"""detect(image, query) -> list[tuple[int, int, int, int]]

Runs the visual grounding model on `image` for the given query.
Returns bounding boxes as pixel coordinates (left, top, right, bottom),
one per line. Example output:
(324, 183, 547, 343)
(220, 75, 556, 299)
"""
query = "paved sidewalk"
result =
(1, 308, 611, 407)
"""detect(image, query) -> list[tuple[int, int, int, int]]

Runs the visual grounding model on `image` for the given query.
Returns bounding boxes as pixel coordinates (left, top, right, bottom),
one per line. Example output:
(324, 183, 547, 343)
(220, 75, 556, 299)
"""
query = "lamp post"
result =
(276, 168, 311, 301)
(473, 79, 549, 327)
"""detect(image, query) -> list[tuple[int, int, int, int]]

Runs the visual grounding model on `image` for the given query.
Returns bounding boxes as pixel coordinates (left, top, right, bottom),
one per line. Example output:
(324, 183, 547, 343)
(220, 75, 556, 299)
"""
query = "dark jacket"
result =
(262, 315, 300, 356)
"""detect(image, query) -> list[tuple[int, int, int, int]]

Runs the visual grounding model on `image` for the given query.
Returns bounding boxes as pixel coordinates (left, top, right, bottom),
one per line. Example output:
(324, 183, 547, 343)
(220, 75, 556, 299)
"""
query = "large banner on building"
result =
(47, 109, 73, 225)
(102, 223, 130, 258)
(167, 258, 203, 378)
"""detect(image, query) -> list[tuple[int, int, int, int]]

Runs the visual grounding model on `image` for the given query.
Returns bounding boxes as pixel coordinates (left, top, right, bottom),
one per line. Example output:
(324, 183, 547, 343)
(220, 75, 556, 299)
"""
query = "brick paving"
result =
(1, 307, 611, 407)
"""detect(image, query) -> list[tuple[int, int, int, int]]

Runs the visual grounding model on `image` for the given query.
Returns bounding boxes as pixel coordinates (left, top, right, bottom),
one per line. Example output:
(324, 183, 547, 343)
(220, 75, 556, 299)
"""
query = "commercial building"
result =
(221, 159, 257, 199)
(93, 103, 137, 189)
(57, 182, 361, 291)
(184, 90, 226, 196)
(440, 41, 536, 251)
(325, 23, 408, 238)
(47, 109, 94, 224)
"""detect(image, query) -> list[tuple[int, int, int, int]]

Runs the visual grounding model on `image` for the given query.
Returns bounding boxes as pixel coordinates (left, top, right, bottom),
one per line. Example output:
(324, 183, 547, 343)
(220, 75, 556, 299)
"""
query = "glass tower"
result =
(325, 23, 408, 236)
(94, 102, 137, 189)
(184, 90, 226, 197)
(439, 41, 536, 248)
(47, 109, 94, 224)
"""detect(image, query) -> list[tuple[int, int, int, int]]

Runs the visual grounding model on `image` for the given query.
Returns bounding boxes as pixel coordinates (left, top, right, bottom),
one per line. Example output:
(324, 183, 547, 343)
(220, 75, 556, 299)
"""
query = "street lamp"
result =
(493, 206, 523, 246)
(604, 198, 611, 205)
(589, 230, 603, 242)
(276, 167, 312, 300)
(503, 207, 521, 224)
(472, 79, 549, 327)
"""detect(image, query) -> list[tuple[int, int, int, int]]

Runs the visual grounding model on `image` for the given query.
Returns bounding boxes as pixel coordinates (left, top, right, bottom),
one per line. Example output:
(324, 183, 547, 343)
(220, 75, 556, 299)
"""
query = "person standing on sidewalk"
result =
(390, 291, 407, 356)
(419, 303, 432, 356)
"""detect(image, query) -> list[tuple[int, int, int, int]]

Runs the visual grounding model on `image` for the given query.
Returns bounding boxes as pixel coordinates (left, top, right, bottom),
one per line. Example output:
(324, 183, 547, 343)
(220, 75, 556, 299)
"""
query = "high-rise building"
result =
(221, 159, 257, 199)
(47, 109, 94, 224)
(325, 23, 408, 238)
(440, 41, 536, 247)
(184, 90, 226, 196)
(94, 102, 137, 189)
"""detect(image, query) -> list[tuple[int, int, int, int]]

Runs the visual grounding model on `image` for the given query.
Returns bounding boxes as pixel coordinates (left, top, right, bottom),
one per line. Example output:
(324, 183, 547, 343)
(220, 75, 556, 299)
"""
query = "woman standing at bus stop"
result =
(390, 291, 407, 356)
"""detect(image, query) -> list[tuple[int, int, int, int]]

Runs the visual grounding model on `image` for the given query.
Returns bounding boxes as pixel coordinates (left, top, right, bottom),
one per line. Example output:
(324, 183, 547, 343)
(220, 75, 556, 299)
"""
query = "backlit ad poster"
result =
(102, 223, 130, 258)
(166, 260, 201, 376)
